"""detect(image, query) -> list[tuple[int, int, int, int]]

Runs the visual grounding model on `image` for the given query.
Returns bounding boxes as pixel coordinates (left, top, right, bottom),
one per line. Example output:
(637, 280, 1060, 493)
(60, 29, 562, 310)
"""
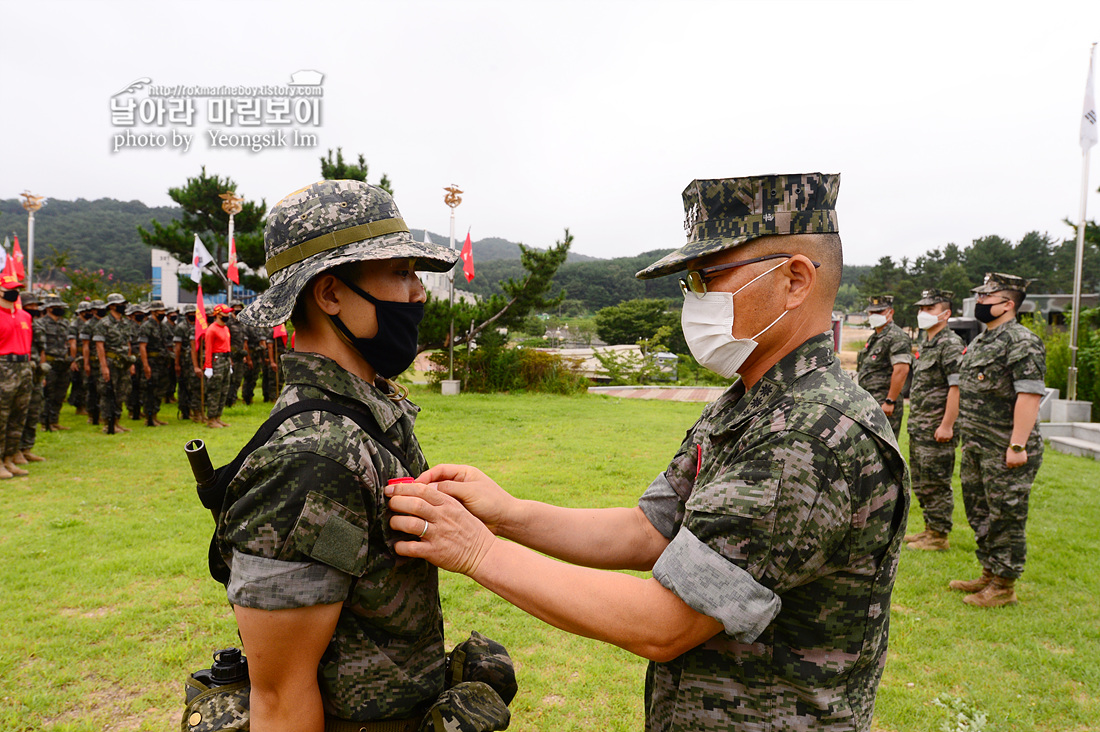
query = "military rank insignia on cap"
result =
(635, 172, 840, 280)
(914, 289, 954, 306)
(971, 272, 1031, 295)
(867, 294, 894, 312)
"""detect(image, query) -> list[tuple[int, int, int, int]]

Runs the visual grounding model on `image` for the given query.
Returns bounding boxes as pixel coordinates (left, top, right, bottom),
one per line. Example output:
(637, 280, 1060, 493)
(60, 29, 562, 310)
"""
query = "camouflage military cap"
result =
(147, 300, 166, 311)
(43, 295, 66, 308)
(635, 173, 841, 280)
(229, 299, 244, 309)
(180, 303, 197, 314)
(74, 301, 90, 313)
(20, 293, 40, 307)
(914, 288, 954, 307)
(971, 272, 1031, 295)
(866, 294, 895, 312)
(90, 299, 106, 310)
(105, 293, 127, 306)
(124, 304, 139, 315)
(240, 180, 459, 327)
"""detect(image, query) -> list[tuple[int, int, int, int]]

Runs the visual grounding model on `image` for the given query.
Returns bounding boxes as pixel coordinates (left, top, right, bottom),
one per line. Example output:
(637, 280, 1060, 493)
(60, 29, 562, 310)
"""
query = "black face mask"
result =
(154, 313, 165, 322)
(2, 290, 20, 302)
(97, 310, 108, 318)
(81, 312, 93, 321)
(328, 275, 423, 379)
(974, 301, 1006, 324)
(167, 315, 177, 323)
(133, 312, 147, 322)
(51, 308, 66, 317)
(26, 310, 40, 318)
(186, 315, 196, 323)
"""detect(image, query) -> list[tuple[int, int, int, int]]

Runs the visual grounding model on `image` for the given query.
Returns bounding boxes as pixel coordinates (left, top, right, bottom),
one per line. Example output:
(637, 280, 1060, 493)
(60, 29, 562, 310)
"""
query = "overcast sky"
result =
(3, 0, 1099, 267)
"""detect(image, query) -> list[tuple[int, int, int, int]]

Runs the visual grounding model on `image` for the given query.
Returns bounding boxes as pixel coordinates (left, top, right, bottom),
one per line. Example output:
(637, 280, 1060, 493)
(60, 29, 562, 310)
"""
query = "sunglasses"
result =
(679, 253, 820, 298)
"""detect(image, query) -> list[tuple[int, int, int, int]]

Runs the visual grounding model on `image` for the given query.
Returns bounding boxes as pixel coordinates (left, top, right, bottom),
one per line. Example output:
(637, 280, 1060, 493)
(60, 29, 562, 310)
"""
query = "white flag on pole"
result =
(423, 230, 433, 245)
(1083, 45, 1098, 152)
(191, 234, 214, 283)
(0, 237, 8, 272)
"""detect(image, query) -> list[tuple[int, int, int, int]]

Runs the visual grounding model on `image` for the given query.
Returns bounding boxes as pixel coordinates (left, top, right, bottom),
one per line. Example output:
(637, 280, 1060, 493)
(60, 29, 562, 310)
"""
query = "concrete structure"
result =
(1041, 422, 1100, 461)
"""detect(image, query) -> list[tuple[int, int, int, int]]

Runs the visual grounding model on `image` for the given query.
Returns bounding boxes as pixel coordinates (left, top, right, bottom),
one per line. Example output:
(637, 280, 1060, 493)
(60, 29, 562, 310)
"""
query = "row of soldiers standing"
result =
(856, 273, 1047, 609)
(29, 294, 287, 437)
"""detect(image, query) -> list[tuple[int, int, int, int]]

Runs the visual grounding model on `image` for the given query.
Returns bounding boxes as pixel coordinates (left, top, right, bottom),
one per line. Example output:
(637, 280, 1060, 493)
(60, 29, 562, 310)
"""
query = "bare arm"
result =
(388, 482, 722, 662)
(1007, 392, 1042, 468)
(417, 464, 669, 571)
(934, 385, 960, 442)
(234, 602, 342, 732)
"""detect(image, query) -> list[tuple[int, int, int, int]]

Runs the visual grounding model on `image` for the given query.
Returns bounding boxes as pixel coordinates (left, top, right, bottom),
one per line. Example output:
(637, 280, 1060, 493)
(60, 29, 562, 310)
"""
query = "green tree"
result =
(419, 229, 574, 351)
(137, 167, 267, 295)
(594, 298, 684, 352)
(319, 148, 392, 194)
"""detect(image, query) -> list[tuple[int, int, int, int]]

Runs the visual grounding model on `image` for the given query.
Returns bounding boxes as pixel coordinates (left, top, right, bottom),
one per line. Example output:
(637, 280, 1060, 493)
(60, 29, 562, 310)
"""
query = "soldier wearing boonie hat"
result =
(218, 181, 513, 731)
(951, 272, 1045, 608)
(40, 295, 73, 433)
(905, 288, 964, 552)
(384, 173, 908, 732)
(92, 293, 132, 434)
(857, 293, 913, 438)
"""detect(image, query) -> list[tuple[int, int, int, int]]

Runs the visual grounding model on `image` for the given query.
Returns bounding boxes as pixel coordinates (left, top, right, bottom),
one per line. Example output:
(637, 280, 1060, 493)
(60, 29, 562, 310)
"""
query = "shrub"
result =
(1023, 308, 1100, 420)
(427, 329, 588, 394)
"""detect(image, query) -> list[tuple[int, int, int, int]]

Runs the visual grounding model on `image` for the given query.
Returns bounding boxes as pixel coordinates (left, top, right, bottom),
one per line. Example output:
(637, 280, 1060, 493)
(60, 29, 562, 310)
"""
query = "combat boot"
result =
(963, 575, 1018, 608)
(11, 452, 28, 465)
(949, 567, 994, 593)
(906, 530, 949, 551)
(0, 463, 12, 479)
(4, 458, 28, 477)
(20, 451, 45, 463)
(904, 529, 930, 543)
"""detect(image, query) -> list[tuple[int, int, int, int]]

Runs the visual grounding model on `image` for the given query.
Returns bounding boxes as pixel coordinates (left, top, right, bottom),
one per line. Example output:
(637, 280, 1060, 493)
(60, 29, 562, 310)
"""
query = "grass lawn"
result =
(0, 390, 1097, 731)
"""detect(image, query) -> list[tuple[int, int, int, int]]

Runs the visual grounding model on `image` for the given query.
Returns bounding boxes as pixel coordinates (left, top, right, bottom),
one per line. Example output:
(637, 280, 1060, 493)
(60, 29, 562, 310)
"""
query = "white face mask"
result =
(916, 311, 944, 330)
(868, 313, 888, 329)
(680, 260, 789, 378)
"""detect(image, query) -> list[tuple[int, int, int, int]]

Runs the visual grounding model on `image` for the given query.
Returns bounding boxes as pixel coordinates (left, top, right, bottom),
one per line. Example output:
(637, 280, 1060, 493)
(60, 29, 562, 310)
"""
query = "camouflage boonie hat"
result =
(147, 300, 166, 311)
(866, 294, 895, 312)
(240, 180, 459, 327)
(90, 299, 106, 310)
(124, 304, 138, 316)
(914, 288, 954, 307)
(105, 293, 127, 307)
(972, 272, 1031, 295)
(636, 172, 841, 280)
(229, 299, 244, 309)
(180, 303, 197, 314)
(21, 293, 40, 307)
(75, 301, 90, 313)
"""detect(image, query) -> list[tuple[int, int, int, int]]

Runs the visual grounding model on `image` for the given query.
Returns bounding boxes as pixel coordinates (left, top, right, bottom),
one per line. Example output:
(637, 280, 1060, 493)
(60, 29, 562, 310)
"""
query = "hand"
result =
(143, 365, 152, 379)
(934, 424, 954, 442)
(1006, 446, 1027, 469)
(882, 401, 895, 416)
(415, 464, 515, 534)
(245, 357, 253, 369)
(129, 365, 135, 376)
(70, 360, 80, 373)
(204, 367, 213, 378)
(386, 481, 496, 576)
(174, 362, 181, 376)
(194, 366, 203, 377)
(100, 367, 110, 382)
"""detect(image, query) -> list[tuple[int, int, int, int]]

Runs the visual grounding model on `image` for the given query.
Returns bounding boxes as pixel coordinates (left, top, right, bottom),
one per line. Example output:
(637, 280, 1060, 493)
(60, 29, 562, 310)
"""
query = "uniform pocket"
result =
(285, 491, 371, 576)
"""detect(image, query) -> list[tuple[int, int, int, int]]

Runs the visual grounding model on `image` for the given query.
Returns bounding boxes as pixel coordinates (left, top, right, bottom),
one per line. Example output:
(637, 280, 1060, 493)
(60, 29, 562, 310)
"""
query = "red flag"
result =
(0, 248, 17, 290)
(227, 236, 240, 284)
(12, 236, 25, 281)
(460, 230, 474, 282)
(195, 284, 208, 342)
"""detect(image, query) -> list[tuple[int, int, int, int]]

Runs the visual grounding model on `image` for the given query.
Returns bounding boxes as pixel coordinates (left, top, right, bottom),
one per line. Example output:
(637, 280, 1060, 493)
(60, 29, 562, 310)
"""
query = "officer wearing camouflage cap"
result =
(389, 173, 908, 732)
(219, 181, 513, 730)
(950, 273, 1045, 607)
(904, 289, 964, 551)
(857, 294, 913, 438)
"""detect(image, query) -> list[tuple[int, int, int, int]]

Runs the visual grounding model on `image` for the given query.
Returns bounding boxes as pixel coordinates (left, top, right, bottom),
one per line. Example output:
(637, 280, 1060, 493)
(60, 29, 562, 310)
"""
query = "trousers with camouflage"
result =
(204, 356, 230, 419)
(960, 434, 1043, 579)
(908, 438, 957, 535)
(0, 361, 32, 458)
(100, 359, 133, 429)
(225, 352, 246, 407)
(21, 365, 45, 450)
(143, 356, 170, 420)
(43, 361, 72, 428)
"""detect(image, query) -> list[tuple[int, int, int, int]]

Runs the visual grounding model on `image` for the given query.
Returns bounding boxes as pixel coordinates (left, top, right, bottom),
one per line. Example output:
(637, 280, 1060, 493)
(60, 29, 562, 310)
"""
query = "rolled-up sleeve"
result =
(227, 550, 353, 610)
(653, 528, 780, 643)
(638, 472, 680, 540)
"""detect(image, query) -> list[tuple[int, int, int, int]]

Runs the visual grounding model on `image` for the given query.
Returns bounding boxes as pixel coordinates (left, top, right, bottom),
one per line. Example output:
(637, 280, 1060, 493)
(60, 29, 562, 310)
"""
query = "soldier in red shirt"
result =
(203, 303, 233, 428)
(0, 278, 34, 478)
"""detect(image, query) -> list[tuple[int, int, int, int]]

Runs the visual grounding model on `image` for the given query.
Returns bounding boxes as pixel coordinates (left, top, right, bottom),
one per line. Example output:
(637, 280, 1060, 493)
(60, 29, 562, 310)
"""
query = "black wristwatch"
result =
(884, 398, 896, 405)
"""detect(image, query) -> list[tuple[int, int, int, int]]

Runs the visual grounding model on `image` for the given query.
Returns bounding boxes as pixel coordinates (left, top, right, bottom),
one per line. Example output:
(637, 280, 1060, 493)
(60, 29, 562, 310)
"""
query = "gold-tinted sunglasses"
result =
(679, 253, 820, 299)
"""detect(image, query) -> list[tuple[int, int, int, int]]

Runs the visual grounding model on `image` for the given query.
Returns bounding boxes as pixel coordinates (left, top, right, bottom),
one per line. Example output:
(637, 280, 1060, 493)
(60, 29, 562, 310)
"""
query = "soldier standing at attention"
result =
(93, 293, 134, 435)
(137, 300, 170, 426)
(904, 289, 964, 551)
(202, 303, 233, 428)
(126, 304, 145, 422)
(388, 173, 909, 732)
(857, 295, 912, 438)
(950, 273, 1046, 608)
(162, 306, 178, 404)
(67, 302, 87, 415)
(42, 296, 74, 432)
(18, 294, 46, 465)
(81, 300, 106, 426)
(0, 277, 33, 478)
(173, 304, 195, 420)
(224, 300, 247, 408)
(241, 318, 264, 406)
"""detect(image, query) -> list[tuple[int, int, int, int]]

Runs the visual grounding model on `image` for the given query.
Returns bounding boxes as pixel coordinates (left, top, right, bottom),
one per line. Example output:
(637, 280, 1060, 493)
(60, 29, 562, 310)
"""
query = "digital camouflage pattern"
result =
(445, 631, 517, 706)
(418, 682, 509, 732)
(204, 354, 230, 419)
(958, 319, 1046, 579)
(225, 316, 246, 408)
(92, 313, 134, 429)
(240, 323, 265, 405)
(216, 351, 445, 722)
(971, 272, 1031, 295)
(23, 312, 46, 449)
(635, 173, 840, 280)
(913, 288, 954, 307)
(638, 334, 909, 732)
(0, 361, 32, 458)
(181, 677, 248, 732)
(907, 327, 964, 534)
(856, 320, 912, 437)
(41, 312, 73, 428)
(866, 294, 894, 311)
(240, 180, 457, 328)
(139, 314, 170, 421)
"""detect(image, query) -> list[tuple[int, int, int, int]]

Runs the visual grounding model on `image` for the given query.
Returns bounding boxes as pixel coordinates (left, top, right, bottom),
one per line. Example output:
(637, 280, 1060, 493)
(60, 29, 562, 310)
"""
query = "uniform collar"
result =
(281, 350, 411, 431)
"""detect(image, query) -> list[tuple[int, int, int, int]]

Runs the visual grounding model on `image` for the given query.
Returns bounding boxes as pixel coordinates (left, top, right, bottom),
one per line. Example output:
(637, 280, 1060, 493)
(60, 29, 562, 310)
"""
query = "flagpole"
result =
(19, 191, 44, 291)
(1069, 42, 1098, 402)
(220, 191, 244, 304)
(443, 185, 463, 382)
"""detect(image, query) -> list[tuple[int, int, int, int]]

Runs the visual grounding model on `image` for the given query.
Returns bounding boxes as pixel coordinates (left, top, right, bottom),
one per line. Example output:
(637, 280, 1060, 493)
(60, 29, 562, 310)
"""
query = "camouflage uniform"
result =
(40, 306, 74, 430)
(857, 317, 913, 438)
(162, 311, 178, 403)
(216, 350, 445, 721)
(0, 304, 33, 463)
(907, 324, 964, 535)
(637, 333, 909, 732)
(138, 309, 170, 423)
(174, 312, 194, 418)
(92, 311, 134, 431)
(79, 309, 102, 422)
(225, 314, 246, 407)
(67, 311, 84, 411)
(241, 323, 265, 405)
(958, 318, 1045, 580)
(22, 304, 46, 451)
(127, 309, 143, 420)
